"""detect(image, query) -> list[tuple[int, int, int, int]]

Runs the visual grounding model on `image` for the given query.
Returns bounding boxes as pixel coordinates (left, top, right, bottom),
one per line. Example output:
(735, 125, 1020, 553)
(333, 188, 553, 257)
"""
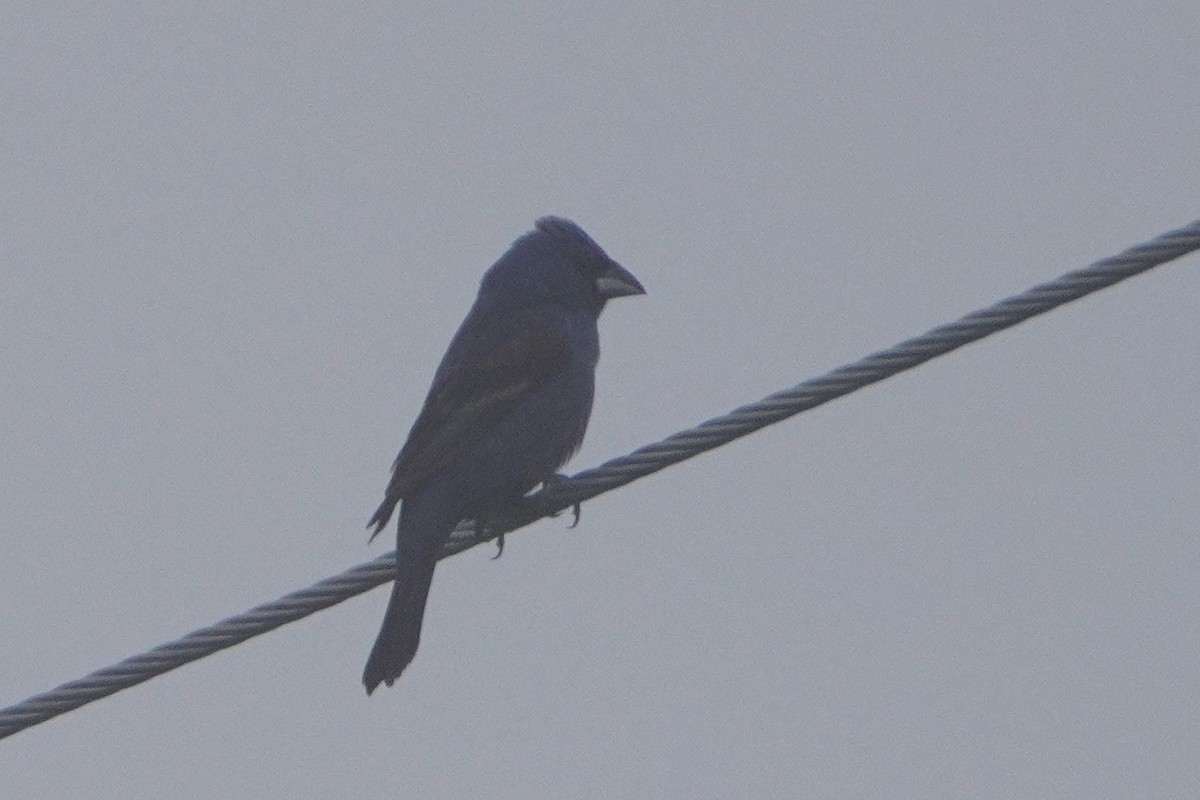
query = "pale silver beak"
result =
(595, 262, 646, 299)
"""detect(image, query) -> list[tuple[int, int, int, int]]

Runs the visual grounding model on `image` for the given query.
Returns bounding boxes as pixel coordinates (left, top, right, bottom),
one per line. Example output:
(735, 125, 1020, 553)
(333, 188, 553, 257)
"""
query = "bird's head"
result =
(482, 217, 645, 313)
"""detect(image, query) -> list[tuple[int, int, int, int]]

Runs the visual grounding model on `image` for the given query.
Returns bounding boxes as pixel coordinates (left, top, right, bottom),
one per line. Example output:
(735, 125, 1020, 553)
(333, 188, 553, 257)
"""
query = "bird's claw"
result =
(474, 517, 505, 559)
(538, 473, 582, 528)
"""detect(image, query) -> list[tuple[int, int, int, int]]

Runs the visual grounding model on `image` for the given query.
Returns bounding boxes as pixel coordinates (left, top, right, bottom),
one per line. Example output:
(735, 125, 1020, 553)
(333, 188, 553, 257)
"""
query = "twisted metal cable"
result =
(2, 218, 1198, 741)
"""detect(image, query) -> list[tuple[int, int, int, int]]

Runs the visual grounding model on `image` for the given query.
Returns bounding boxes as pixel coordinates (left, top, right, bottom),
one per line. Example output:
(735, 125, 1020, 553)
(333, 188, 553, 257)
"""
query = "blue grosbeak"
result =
(363, 217, 644, 693)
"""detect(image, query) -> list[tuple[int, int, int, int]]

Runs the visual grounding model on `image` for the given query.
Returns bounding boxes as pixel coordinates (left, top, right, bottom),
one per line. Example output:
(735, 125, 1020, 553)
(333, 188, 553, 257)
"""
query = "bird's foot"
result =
(539, 473, 581, 528)
(474, 517, 505, 559)
(482, 474, 581, 562)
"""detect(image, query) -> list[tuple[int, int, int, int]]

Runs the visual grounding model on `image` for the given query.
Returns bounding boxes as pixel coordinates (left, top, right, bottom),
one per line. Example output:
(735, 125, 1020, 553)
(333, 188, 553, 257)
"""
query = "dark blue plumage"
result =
(363, 217, 644, 693)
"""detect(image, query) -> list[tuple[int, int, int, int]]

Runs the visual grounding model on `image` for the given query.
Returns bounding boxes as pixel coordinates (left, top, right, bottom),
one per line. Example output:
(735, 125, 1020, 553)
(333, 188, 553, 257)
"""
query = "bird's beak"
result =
(595, 261, 646, 299)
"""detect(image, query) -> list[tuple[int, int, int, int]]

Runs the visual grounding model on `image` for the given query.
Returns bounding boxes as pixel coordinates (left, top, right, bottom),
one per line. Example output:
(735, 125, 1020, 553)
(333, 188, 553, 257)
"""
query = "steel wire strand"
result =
(2, 218, 1197, 741)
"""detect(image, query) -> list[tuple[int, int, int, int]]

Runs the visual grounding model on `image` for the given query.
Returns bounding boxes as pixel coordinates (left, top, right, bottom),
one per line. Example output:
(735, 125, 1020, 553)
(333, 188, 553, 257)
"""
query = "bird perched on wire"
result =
(363, 217, 645, 694)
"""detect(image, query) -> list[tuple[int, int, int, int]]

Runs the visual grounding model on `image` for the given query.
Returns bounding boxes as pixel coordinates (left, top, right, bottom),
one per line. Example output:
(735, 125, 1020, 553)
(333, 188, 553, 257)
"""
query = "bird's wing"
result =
(367, 327, 570, 536)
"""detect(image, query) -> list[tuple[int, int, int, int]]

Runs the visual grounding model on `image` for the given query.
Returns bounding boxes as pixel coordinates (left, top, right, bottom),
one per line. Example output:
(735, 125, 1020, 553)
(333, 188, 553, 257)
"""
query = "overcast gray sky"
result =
(3, 4, 1199, 798)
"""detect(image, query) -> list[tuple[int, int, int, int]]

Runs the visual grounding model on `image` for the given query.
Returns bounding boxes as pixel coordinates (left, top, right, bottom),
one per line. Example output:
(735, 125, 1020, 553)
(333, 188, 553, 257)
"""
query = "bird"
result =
(362, 216, 645, 694)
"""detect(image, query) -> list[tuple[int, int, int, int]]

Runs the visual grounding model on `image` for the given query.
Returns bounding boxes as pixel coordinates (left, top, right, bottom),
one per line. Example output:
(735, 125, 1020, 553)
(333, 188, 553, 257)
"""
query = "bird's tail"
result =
(363, 546, 439, 694)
